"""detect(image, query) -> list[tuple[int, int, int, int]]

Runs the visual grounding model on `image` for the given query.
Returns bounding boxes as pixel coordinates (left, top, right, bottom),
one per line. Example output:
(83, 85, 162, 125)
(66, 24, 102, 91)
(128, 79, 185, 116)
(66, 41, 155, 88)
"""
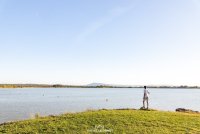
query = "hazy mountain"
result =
(86, 83, 109, 87)
(86, 83, 133, 87)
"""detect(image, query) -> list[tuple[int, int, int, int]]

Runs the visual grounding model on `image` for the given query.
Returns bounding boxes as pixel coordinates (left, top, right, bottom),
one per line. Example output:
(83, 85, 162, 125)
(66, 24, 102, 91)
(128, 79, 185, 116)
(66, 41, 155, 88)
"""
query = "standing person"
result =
(143, 86, 150, 109)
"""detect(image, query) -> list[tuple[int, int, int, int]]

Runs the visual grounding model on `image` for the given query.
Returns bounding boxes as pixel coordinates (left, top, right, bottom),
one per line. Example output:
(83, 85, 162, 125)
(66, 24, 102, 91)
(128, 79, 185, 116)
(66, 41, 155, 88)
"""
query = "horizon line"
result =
(0, 83, 199, 87)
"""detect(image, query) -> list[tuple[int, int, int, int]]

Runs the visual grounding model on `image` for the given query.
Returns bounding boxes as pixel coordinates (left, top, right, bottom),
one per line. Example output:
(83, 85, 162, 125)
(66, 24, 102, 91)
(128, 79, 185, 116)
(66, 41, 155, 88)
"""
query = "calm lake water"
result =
(0, 88, 200, 123)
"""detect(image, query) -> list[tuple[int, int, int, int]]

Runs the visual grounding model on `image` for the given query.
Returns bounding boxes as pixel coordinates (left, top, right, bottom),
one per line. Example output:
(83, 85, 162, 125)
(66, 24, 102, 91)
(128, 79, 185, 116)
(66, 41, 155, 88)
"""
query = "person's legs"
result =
(146, 98, 149, 109)
(143, 99, 145, 108)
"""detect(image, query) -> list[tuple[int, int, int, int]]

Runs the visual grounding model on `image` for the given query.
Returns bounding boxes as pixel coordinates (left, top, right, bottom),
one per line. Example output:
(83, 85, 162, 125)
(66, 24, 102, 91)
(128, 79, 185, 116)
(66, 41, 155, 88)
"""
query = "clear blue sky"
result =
(0, 0, 200, 86)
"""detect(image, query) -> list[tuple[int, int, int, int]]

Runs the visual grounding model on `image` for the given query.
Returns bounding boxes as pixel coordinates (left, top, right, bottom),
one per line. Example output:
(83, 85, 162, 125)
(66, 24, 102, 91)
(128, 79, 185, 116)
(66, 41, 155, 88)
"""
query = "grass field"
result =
(0, 109, 200, 134)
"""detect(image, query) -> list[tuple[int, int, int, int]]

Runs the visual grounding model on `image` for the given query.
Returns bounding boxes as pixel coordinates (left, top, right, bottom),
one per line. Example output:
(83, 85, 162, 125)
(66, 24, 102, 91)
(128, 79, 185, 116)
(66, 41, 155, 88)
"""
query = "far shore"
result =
(0, 84, 199, 89)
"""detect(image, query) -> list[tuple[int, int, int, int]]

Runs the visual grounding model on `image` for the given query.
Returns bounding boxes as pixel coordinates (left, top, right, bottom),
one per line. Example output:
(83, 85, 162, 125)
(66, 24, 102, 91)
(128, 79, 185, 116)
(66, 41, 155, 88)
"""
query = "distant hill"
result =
(86, 83, 135, 88)
(86, 83, 110, 87)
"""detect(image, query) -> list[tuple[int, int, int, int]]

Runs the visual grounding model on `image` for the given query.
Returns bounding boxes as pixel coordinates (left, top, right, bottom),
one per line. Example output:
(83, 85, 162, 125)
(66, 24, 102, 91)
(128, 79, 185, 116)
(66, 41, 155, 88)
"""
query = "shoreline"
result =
(0, 87, 200, 89)
(1, 108, 199, 125)
(1, 108, 200, 133)
(0, 84, 200, 89)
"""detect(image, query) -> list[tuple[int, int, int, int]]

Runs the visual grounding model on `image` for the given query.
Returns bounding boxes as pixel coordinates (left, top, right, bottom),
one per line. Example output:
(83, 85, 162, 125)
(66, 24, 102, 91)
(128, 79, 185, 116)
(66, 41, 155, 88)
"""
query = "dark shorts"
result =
(143, 96, 148, 101)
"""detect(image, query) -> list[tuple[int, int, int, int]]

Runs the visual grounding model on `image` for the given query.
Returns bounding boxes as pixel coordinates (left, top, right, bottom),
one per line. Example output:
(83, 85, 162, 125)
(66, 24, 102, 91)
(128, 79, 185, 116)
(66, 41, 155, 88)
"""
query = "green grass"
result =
(0, 109, 200, 134)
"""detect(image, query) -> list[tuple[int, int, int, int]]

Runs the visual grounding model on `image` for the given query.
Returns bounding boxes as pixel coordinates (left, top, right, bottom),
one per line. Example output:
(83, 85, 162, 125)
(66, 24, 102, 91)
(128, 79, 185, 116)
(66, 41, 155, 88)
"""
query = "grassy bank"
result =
(0, 109, 200, 134)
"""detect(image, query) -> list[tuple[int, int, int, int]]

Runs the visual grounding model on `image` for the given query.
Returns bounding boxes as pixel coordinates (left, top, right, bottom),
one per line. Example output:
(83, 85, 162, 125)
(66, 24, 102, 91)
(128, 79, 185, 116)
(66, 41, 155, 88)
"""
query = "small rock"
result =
(176, 108, 199, 113)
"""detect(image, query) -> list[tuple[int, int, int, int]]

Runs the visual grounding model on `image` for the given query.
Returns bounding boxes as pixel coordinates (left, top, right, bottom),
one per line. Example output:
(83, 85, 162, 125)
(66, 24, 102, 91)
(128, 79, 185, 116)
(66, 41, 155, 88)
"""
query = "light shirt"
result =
(144, 89, 149, 98)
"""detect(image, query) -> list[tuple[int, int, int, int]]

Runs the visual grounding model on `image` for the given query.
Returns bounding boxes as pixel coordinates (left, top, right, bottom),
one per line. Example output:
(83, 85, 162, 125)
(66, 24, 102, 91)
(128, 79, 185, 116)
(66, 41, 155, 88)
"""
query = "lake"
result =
(0, 88, 200, 123)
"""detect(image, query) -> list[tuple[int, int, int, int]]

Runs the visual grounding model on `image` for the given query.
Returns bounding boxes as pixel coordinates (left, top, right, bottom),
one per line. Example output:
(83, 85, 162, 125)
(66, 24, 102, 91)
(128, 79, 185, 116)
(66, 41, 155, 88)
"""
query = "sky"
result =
(0, 0, 200, 86)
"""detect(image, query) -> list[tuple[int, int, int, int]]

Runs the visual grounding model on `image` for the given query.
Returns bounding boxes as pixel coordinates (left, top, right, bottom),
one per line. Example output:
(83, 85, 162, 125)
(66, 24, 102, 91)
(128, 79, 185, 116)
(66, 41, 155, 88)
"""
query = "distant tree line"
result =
(0, 84, 199, 89)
